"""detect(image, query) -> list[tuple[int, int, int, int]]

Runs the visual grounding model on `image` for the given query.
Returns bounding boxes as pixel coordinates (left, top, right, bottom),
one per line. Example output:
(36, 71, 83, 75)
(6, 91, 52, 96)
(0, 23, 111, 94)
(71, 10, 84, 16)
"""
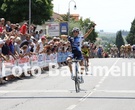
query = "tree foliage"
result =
(82, 18, 98, 43)
(59, 11, 98, 42)
(116, 30, 125, 49)
(126, 18, 135, 45)
(0, 0, 53, 24)
(0, 0, 4, 17)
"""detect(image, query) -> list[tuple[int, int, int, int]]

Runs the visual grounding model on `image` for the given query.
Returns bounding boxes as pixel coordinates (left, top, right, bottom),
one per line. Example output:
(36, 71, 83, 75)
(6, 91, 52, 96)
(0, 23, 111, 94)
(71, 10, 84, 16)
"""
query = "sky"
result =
(52, 0, 135, 33)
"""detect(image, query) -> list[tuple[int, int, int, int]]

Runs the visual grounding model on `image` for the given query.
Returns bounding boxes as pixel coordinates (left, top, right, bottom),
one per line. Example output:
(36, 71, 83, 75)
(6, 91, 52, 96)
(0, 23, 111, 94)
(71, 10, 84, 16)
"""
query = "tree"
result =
(116, 30, 125, 49)
(1, 0, 53, 24)
(0, 0, 4, 17)
(69, 19, 81, 36)
(60, 15, 98, 42)
(83, 19, 98, 43)
(126, 18, 135, 45)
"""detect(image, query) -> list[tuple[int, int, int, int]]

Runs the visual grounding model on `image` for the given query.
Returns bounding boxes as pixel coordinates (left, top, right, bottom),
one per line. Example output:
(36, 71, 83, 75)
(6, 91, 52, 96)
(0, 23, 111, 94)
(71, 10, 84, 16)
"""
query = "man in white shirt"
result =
(14, 37, 21, 56)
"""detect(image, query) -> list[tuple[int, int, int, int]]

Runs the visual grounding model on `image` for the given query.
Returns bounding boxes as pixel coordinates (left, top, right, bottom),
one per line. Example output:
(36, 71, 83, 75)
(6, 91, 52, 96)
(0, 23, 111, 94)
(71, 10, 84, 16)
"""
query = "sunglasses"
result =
(73, 31, 78, 33)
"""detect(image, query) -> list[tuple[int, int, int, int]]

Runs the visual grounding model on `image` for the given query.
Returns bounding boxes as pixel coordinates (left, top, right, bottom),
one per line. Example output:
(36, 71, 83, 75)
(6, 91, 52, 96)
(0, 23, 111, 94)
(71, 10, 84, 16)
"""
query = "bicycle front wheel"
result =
(75, 63, 80, 93)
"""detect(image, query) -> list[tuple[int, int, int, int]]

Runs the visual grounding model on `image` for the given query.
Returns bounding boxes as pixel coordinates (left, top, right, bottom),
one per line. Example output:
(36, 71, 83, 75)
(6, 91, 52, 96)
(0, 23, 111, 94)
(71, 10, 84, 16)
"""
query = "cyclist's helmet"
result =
(72, 27, 80, 33)
(83, 42, 89, 47)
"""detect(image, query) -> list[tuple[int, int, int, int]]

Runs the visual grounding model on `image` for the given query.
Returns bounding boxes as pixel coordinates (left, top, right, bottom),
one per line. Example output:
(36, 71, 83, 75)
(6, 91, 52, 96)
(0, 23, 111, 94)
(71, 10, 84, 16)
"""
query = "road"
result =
(0, 58, 135, 110)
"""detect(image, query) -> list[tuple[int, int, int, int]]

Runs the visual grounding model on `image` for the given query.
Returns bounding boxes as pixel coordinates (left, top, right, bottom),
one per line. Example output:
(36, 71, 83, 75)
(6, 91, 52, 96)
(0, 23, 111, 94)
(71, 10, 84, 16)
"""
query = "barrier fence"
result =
(0, 52, 71, 78)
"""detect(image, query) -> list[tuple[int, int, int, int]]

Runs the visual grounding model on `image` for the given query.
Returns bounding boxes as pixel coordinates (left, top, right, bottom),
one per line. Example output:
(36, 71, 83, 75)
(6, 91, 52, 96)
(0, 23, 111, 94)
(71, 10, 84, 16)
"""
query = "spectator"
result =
(20, 45, 29, 56)
(20, 22, 28, 40)
(36, 35, 47, 53)
(34, 31, 39, 40)
(15, 23, 21, 32)
(20, 34, 31, 48)
(0, 39, 7, 60)
(9, 36, 15, 55)
(6, 21, 12, 32)
(14, 37, 21, 56)
(0, 22, 4, 33)
(2, 37, 16, 59)
(97, 46, 103, 58)
(28, 40, 34, 53)
(31, 36, 38, 53)
(39, 29, 44, 39)
(0, 39, 8, 83)
(2, 37, 10, 56)
(1, 18, 5, 26)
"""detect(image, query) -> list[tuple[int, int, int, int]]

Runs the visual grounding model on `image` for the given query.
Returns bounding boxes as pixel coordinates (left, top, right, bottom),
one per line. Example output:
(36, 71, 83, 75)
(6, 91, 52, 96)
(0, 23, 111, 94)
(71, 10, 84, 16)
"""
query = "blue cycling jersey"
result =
(68, 36, 84, 51)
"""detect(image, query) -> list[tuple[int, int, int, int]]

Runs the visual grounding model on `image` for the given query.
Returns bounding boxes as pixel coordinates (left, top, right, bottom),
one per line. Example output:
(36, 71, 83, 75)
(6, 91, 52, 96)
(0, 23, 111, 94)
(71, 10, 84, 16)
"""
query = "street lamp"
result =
(68, 0, 77, 36)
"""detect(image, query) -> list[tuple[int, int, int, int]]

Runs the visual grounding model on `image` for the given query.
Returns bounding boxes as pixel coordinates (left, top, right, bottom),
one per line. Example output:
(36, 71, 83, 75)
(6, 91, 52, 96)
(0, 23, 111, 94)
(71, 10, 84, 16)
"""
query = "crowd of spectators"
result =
(0, 18, 108, 84)
(0, 18, 73, 84)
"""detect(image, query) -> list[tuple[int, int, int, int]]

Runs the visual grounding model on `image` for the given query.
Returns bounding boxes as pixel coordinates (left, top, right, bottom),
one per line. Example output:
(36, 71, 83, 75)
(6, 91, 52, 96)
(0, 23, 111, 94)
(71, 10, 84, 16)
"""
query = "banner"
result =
(17, 56, 30, 72)
(50, 53, 57, 63)
(38, 54, 45, 67)
(60, 22, 68, 35)
(2, 56, 16, 77)
(45, 54, 51, 66)
(30, 55, 38, 67)
(48, 22, 60, 37)
(0, 52, 70, 78)
(18, 56, 30, 67)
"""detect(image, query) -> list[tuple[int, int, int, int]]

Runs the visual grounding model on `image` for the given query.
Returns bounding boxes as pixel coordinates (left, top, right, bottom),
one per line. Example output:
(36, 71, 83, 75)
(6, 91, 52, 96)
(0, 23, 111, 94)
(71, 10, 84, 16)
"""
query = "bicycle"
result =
(72, 59, 81, 93)
(83, 57, 89, 75)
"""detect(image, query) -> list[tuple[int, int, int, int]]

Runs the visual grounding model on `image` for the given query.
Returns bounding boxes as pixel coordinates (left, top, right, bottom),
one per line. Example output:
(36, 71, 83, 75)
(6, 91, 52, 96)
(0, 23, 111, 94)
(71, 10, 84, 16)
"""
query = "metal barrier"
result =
(0, 52, 69, 78)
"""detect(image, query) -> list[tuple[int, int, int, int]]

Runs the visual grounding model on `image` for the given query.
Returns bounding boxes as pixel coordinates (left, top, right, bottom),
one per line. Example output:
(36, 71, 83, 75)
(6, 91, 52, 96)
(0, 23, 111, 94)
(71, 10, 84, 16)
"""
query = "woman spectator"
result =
(36, 36, 47, 53)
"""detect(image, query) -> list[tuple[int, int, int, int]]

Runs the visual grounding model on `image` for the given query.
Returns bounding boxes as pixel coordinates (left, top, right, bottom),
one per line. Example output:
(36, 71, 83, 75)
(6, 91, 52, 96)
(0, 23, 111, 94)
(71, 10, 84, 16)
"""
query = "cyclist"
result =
(82, 42, 90, 67)
(66, 24, 96, 83)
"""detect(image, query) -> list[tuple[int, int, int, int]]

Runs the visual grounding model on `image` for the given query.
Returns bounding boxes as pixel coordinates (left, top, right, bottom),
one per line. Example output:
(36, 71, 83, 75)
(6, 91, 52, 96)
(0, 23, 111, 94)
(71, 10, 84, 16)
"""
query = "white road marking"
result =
(2, 89, 135, 94)
(66, 59, 120, 110)
(100, 79, 105, 82)
(99, 81, 103, 84)
(67, 105, 77, 110)
(79, 92, 91, 101)
(95, 85, 100, 88)
(93, 88, 97, 91)
(97, 58, 120, 86)
(104, 58, 120, 76)
(97, 90, 135, 93)
(0, 90, 71, 93)
(81, 92, 93, 102)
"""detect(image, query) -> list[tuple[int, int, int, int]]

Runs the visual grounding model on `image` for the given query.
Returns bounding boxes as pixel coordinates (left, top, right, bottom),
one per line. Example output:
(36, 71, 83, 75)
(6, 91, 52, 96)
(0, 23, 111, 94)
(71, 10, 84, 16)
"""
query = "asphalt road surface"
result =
(0, 58, 135, 110)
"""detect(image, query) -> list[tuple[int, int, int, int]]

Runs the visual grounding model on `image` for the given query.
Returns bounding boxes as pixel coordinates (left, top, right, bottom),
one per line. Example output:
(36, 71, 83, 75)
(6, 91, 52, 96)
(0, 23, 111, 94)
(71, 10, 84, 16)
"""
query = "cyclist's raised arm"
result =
(83, 23, 96, 39)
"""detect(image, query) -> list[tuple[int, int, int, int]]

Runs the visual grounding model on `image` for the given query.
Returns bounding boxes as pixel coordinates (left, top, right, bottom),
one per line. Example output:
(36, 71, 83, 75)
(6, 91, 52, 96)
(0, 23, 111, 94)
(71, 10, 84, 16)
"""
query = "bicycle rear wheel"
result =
(75, 77, 80, 93)
(75, 63, 80, 93)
